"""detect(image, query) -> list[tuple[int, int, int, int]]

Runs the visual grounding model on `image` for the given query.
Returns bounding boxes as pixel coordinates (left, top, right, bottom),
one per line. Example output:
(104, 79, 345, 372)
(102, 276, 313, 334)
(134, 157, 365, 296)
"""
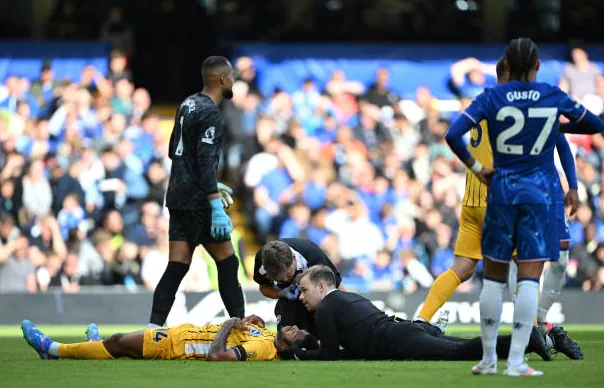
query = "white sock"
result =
(49, 342, 60, 357)
(148, 323, 162, 329)
(508, 260, 518, 303)
(479, 278, 506, 363)
(508, 279, 540, 366)
(538, 250, 568, 323)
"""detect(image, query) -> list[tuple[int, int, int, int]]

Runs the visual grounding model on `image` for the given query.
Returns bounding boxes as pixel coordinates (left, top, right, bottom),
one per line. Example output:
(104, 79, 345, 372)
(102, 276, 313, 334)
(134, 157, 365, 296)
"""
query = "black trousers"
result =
(274, 298, 317, 336)
(381, 321, 517, 361)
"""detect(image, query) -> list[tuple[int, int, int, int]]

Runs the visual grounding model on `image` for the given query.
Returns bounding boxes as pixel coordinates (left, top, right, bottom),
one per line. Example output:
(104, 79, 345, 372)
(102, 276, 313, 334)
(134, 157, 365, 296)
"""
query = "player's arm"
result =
(167, 106, 182, 160)
(559, 116, 604, 135)
(445, 95, 493, 183)
(297, 303, 340, 361)
(253, 249, 281, 299)
(556, 134, 578, 190)
(196, 111, 223, 198)
(558, 89, 604, 135)
(556, 134, 579, 216)
(206, 318, 248, 361)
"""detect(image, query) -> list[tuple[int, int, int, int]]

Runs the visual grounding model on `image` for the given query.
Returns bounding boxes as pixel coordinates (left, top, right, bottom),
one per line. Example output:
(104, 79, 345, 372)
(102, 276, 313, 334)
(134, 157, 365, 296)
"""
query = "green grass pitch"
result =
(1, 324, 601, 388)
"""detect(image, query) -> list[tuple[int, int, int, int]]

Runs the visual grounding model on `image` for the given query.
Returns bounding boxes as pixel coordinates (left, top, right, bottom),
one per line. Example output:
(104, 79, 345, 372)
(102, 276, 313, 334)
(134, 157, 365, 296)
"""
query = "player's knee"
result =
(516, 261, 544, 279)
(552, 254, 568, 269)
(103, 333, 126, 355)
(168, 241, 193, 264)
(206, 241, 235, 261)
(451, 257, 478, 282)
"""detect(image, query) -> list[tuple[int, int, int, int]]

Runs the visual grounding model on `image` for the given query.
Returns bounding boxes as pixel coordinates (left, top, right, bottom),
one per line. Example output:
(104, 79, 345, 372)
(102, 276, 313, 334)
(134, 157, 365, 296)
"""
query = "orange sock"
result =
(58, 341, 114, 360)
(418, 269, 461, 322)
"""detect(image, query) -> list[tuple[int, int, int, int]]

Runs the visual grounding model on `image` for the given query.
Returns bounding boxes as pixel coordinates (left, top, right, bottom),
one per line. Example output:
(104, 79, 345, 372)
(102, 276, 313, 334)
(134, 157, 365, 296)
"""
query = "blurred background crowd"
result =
(0, 0, 603, 295)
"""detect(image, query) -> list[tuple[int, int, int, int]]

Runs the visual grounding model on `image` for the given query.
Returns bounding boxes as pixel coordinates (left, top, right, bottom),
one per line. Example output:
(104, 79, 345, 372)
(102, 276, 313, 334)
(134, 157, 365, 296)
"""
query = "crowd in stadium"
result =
(0, 43, 603, 295)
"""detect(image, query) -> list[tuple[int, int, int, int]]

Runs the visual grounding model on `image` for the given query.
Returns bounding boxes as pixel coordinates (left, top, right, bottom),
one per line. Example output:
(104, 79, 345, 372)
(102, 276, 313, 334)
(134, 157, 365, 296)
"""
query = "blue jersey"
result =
(463, 81, 586, 205)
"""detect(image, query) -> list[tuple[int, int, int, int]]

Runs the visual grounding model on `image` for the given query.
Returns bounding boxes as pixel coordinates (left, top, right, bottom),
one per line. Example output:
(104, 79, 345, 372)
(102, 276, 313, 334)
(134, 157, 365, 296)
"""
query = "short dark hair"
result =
(261, 240, 293, 279)
(505, 38, 539, 81)
(300, 265, 336, 288)
(496, 56, 506, 80)
(202, 56, 231, 75)
(276, 330, 319, 350)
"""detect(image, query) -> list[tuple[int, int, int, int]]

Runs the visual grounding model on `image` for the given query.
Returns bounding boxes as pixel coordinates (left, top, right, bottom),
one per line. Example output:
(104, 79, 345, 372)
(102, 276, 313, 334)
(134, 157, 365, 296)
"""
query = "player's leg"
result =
(538, 207, 583, 359)
(417, 206, 483, 322)
(385, 322, 547, 362)
(538, 204, 569, 326)
(149, 210, 194, 327)
(475, 204, 516, 374)
(204, 240, 245, 318)
(21, 320, 141, 360)
(503, 203, 556, 376)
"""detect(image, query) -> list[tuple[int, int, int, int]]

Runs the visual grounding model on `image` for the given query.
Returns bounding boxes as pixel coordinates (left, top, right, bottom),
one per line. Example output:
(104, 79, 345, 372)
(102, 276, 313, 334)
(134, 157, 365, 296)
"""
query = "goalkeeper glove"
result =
(209, 197, 233, 240)
(218, 182, 234, 209)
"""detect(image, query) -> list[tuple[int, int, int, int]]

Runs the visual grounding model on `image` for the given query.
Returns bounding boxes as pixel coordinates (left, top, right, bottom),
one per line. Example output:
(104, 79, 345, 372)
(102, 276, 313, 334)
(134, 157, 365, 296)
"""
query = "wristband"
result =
(470, 160, 483, 174)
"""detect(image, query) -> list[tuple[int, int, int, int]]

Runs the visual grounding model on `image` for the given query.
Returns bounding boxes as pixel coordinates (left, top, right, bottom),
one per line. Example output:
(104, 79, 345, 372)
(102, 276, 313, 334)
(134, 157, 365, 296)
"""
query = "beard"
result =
(222, 89, 234, 100)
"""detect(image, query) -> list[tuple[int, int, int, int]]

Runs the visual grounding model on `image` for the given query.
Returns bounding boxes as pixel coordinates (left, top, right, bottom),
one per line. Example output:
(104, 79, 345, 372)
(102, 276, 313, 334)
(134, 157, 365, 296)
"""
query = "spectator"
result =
(0, 236, 36, 293)
(449, 57, 496, 99)
(100, 8, 135, 59)
(362, 68, 399, 108)
(559, 43, 604, 114)
(0, 179, 20, 219)
(279, 202, 311, 239)
(30, 62, 58, 119)
(111, 78, 134, 117)
(102, 241, 141, 287)
(235, 56, 262, 97)
(21, 159, 52, 218)
(26, 215, 67, 259)
(49, 253, 84, 292)
(107, 50, 134, 86)
(57, 193, 87, 240)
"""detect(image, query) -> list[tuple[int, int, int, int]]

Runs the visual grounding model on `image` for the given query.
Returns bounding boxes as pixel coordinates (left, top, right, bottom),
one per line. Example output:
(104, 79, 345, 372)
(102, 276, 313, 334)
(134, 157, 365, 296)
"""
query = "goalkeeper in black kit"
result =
(278, 266, 550, 363)
(148, 56, 245, 328)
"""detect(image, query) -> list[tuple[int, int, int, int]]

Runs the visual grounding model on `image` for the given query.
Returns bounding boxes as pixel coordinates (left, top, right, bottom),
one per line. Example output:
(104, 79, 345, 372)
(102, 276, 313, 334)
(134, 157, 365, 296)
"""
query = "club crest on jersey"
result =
(182, 98, 196, 113)
(202, 126, 215, 144)
(249, 329, 261, 336)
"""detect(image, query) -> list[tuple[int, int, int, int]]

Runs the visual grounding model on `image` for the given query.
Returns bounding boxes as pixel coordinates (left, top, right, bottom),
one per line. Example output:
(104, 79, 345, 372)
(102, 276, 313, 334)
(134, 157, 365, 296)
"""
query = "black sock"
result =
(216, 255, 245, 318)
(149, 261, 190, 326)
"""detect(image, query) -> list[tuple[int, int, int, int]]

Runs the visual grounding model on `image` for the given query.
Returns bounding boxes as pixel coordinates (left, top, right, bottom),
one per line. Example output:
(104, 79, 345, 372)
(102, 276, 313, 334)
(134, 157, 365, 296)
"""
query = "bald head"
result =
(201, 56, 235, 100)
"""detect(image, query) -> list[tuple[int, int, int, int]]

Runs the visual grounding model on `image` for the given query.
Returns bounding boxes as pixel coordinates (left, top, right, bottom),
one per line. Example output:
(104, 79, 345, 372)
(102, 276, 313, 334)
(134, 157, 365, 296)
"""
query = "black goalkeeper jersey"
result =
(166, 93, 224, 210)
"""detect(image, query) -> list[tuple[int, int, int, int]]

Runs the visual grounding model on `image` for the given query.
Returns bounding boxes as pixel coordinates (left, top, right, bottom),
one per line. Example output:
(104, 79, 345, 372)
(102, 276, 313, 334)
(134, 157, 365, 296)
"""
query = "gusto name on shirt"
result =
(506, 90, 540, 102)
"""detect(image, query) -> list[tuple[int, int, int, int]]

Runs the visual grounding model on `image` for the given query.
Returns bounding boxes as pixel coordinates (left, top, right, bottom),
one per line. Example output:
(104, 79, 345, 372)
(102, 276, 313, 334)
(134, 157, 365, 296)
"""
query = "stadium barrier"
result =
(2, 289, 602, 325)
(0, 41, 110, 82)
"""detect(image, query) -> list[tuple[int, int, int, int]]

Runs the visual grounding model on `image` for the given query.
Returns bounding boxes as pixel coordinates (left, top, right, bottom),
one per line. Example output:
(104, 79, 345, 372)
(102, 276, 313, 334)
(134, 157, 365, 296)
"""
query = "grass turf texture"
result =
(1, 325, 601, 388)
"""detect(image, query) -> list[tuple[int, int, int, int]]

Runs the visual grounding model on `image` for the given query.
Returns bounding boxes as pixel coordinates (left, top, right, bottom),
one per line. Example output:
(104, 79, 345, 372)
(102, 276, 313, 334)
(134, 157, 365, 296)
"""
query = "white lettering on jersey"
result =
(506, 90, 540, 102)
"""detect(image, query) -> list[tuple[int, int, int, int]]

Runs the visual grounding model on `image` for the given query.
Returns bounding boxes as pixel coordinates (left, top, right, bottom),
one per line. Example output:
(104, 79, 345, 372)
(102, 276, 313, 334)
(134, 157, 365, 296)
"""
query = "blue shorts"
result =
(482, 203, 559, 262)
(556, 202, 570, 242)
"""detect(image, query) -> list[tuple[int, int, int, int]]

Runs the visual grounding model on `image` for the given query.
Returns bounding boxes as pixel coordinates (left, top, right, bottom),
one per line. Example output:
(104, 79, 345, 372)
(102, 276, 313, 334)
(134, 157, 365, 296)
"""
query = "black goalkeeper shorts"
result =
(168, 208, 230, 246)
